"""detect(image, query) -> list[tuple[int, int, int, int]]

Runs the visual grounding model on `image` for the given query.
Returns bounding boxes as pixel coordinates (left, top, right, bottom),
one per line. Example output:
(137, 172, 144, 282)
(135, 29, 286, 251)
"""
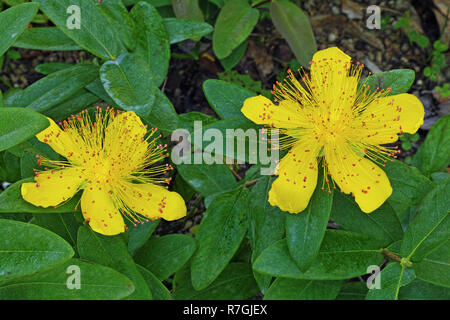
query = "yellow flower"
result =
(21, 108, 186, 235)
(241, 47, 424, 214)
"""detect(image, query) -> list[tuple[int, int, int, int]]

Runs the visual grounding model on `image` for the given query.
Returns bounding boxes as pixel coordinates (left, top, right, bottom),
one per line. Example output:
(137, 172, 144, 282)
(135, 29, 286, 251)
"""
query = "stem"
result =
(252, 0, 271, 8)
(244, 178, 259, 188)
(231, 169, 242, 181)
(381, 249, 403, 263)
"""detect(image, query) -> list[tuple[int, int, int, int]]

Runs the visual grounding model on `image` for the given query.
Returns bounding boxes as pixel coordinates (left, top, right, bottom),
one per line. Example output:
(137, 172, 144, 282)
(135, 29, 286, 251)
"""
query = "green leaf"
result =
(76, 226, 152, 299)
(32, 213, 79, 248)
(164, 18, 212, 44)
(100, 53, 156, 118)
(400, 176, 450, 262)
(363, 69, 415, 95)
(413, 115, 450, 177)
(399, 279, 450, 300)
(366, 263, 415, 300)
(203, 79, 256, 120)
(13, 27, 82, 51)
(34, 62, 74, 75)
(136, 264, 172, 300)
(171, 0, 204, 21)
(0, 259, 134, 300)
(5, 64, 99, 113)
(44, 89, 100, 121)
(0, 219, 74, 282)
(248, 176, 286, 262)
(286, 176, 333, 272)
(142, 89, 180, 136)
(383, 160, 435, 217)
(247, 176, 286, 293)
(269, 0, 316, 66)
(97, 0, 136, 51)
(174, 262, 259, 299)
(34, 0, 126, 60)
(0, 3, 38, 57)
(213, 0, 259, 59)
(265, 278, 342, 300)
(191, 189, 249, 290)
(127, 220, 159, 255)
(336, 281, 368, 300)
(220, 39, 248, 71)
(130, 2, 170, 87)
(176, 162, 237, 197)
(0, 107, 49, 152)
(331, 192, 403, 247)
(134, 234, 196, 280)
(414, 241, 450, 288)
(254, 230, 384, 280)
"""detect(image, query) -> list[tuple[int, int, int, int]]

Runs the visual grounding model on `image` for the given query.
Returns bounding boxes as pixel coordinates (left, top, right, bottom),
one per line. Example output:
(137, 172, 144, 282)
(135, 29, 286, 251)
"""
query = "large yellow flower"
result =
(241, 47, 424, 214)
(21, 108, 186, 235)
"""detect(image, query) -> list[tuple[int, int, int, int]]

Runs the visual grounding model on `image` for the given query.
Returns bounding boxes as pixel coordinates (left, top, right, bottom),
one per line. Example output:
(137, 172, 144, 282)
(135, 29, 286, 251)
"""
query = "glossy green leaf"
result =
(142, 89, 180, 136)
(203, 79, 256, 120)
(100, 53, 156, 117)
(336, 281, 368, 300)
(363, 69, 415, 95)
(77, 226, 152, 299)
(130, 2, 170, 87)
(213, 0, 259, 59)
(265, 278, 342, 300)
(35, 0, 126, 60)
(254, 230, 384, 280)
(97, 0, 136, 51)
(399, 279, 450, 300)
(366, 263, 415, 300)
(137, 264, 172, 300)
(164, 18, 212, 44)
(127, 220, 159, 255)
(176, 162, 237, 197)
(0, 3, 38, 56)
(220, 39, 248, 71)
(171, 0, 203, 21)
(0, 259, 134, 299)
(401, 176, 450, 262)
(191, 189, 249, 290)
(14, 27, 82, 51)
(383, 160, 435, 217)
(286, 176, 333, 272)
(414, 241, 450, 288)
(269, 0, 316, 66)
(413, 115, 450, 177)
(5, 64, 99, 113)
(34, 62, 73, 75)
(174, 263, 259, 299)
(331, 192, 403, 247)
(32, 213, 79, 248)
(44, 89, 100, 121)
(0, 219, 74, 282)
(134, 234, 196, 280)
(0, 108, 49, 152)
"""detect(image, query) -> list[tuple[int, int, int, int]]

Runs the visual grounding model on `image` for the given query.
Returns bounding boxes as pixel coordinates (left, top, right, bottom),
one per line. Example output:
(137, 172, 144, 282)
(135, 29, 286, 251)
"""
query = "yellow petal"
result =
(21, 167, 83, 208)
(268, 138, 320, 213)
(118, 181, 186, 221)
(324, 140, 392, 213)
(36, 118, 84, 163)
(310, 47, 352, 101)
(80, 188, 125, 236)
(241, 95, 304, 128)
(358, 93, 424, 144)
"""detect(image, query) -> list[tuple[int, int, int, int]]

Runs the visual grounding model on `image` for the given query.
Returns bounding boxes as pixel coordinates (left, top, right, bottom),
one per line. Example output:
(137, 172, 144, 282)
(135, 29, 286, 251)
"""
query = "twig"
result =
(252, 0, 271, 8)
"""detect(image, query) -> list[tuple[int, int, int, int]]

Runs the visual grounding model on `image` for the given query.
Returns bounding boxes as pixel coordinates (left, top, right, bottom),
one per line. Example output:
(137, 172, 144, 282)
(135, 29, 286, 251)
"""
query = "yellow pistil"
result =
(21, 107, 186, 235)
(241, 47, 424, 214)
